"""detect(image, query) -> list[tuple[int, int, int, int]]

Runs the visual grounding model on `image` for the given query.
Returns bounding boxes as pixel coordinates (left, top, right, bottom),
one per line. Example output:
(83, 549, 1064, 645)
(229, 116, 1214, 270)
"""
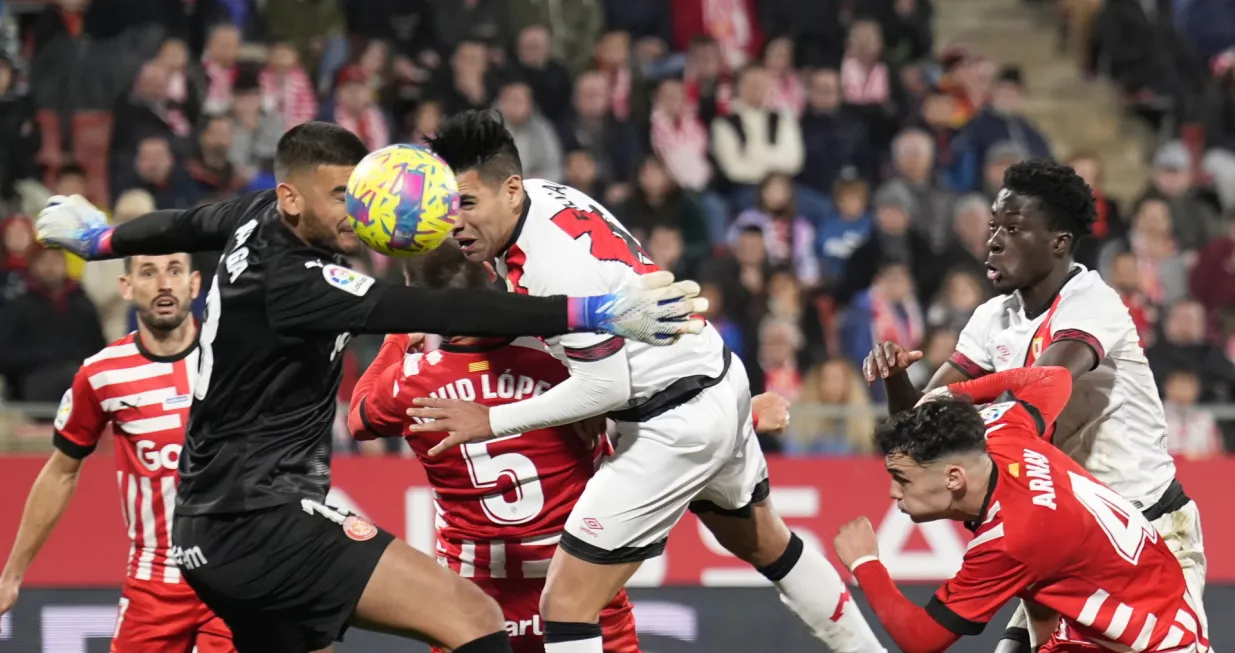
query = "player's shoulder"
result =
(965, 294, 1014, 331)
(1058, 266, 1123, 307)
(986, 436, 1078, 550)
(79, 332, 143, 373)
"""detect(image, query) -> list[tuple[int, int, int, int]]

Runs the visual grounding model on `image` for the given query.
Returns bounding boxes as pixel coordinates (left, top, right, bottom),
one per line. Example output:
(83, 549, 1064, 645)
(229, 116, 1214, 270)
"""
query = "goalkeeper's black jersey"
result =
(105, 191, 572, 516)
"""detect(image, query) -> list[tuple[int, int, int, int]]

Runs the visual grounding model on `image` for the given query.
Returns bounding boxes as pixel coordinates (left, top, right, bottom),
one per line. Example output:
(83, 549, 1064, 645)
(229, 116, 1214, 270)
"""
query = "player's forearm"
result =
(363, 285, 575, 337)
(489, 353, 631, 436)
(348, 336, 410, 440)
(948, 367, 1072, 421)
(852, 559, 960, 653)
(108, 210, 206, 257)
(885, 372, 922, 415)
(1, 454, 81, 581)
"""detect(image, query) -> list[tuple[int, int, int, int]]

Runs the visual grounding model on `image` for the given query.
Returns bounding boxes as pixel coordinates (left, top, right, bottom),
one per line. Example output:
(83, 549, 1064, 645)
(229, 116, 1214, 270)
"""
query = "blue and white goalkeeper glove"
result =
(569, 271, 708, 346)
(35, 194, 113, 259)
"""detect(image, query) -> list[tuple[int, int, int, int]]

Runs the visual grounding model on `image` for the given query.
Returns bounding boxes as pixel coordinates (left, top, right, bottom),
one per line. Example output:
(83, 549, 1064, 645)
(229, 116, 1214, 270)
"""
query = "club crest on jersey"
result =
(1031, 337, 1044, 360)
(343, 515, 377, 541)
(54, 389, 72, 430)
(323, 264, 375, 297)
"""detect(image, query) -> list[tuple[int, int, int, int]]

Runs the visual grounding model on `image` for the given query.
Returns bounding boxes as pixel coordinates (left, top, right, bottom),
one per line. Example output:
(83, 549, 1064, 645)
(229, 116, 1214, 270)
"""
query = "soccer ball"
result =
(345, 143, 461, 257)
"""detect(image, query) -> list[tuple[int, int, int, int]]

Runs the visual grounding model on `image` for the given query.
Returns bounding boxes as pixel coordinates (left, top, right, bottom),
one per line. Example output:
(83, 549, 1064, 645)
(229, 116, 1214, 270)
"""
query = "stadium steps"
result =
(934, 0, 1153, 202)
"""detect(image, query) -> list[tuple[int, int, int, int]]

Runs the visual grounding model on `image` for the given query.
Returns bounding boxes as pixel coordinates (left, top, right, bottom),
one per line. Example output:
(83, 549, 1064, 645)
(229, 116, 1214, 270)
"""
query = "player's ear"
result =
(275, 181, 302, 222)
(1053, 231, 1072, 256)
(119, 273, 134, 302)
(503, 174, 523, 211)
(189, 270, 202, 300)
(945, 464, 966, 492)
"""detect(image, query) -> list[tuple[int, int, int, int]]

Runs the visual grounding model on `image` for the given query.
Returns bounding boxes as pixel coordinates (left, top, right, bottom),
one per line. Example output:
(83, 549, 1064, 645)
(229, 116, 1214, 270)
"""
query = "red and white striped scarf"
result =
(650, 108, 711, 190)
(703, 0, 753, 70)
(260, 66, 318, 128)
(840, 56, 890, 105)
(603, 65, 633, 121)
(202, 59, 237, 113)
(334, 106, 390, 151)
(684, 72, 732, 117)
(767, 73, 805, 117)
(870, 292, 924, 351)
(163, 71, 192, 137)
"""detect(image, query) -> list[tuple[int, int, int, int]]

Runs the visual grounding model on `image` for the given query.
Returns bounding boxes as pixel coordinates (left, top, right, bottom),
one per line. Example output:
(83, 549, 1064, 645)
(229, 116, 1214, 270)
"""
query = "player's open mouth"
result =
(153, 296, 178, 313)
(456, 237, 478, 253)
(985, 263, 1003, 282)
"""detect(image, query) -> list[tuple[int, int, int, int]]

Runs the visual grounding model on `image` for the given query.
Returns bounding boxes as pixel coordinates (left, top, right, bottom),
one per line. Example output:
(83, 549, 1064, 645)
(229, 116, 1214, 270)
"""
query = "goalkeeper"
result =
(34, 122, 705, 653)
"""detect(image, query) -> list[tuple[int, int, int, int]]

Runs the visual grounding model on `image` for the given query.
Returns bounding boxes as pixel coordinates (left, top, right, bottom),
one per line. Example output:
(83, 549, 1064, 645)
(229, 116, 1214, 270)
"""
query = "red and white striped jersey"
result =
(932, 370, 1207, 652)
(53, 332, 199, 585)
(350, 334, 600, 580)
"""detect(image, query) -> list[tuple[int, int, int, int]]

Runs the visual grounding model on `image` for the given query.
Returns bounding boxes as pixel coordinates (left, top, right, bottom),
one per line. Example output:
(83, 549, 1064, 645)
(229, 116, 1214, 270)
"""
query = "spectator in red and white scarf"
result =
(1162, 369, 1225, 458)
(201, 23, 242, 115)
(326, 66, 390, 151)
(1099, 198, 1190, 308)
(763, 36, 805, 117)
(840, 19, 904, 148)
(683, 36, 732, 124)
(261, 41, 317, 128)
(592, 30, 645, 124)
(670, 0, 763, 71)
(650, 78, 712, 192)
(155, 37, 205, 139)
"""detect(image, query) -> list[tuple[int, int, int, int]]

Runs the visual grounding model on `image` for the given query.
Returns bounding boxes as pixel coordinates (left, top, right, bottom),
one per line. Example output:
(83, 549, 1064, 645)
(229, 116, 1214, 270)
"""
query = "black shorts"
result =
(172, 499, 395, 653)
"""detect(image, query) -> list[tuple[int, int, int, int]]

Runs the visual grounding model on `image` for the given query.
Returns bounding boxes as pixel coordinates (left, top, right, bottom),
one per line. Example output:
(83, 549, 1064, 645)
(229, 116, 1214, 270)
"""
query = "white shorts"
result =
(560, 355, 768, 563)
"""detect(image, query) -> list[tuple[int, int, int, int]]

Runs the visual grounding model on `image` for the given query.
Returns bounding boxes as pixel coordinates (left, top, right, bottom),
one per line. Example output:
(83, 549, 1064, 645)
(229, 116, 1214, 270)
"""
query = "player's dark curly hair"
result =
(875, 398, 987, 463)
(427, 109, 524, 185)
(1002, 158, 1097, 250)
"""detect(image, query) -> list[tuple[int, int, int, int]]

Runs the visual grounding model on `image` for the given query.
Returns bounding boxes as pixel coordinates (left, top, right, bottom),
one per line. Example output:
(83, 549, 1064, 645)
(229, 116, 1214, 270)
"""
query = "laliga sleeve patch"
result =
(343, 514, 378, 541)
(322, 264, 375, 297)
(979, 401, 1015, 425)
(54, 388, 73, 430)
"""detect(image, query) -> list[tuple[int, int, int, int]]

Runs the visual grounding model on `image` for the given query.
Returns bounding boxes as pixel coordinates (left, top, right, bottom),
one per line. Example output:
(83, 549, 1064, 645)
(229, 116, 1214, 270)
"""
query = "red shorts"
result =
(432, 578, 639, 653)
(111, 578, 234, 653)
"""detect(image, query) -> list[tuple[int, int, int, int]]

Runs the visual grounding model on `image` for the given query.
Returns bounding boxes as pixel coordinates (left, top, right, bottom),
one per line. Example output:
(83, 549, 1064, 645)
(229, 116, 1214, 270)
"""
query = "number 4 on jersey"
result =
(550, 205, 657, 273)
(1068, 471, 1158, 565)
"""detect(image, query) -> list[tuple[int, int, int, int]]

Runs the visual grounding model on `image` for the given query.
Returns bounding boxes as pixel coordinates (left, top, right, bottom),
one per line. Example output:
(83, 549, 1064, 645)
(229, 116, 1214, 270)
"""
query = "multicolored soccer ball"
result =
(345, 143, 461, 257)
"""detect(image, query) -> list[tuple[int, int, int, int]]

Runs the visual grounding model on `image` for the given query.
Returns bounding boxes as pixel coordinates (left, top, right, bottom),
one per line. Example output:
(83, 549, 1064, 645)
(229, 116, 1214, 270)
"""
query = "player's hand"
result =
(833, 517, 880, 572)
(406, 398, 497, 456)
(0, 572, 19, 615)
(862, 341, 924, 383)
(35, 194, 113, 259)
(915, 386, 953, 407)
(752, 392, 791, 433)
(570, 271, 708, 346)
(571, 415, 608, 450)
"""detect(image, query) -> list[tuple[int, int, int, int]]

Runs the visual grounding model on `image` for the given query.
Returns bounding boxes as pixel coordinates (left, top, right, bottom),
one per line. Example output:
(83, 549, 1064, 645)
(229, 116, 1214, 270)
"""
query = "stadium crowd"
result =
(0, 0, 1232, 458)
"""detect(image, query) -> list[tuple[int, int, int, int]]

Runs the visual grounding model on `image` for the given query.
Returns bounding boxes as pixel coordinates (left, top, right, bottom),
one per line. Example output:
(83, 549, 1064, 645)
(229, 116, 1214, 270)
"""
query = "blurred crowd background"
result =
(0, 0, 1234, 459)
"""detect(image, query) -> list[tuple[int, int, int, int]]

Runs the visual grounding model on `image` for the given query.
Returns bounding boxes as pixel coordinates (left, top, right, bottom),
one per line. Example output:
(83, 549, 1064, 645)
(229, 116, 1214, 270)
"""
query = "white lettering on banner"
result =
(875, 503, 965, 580)
(41, 606, 116, 653)
(632, 601, 699, 642)
(0, 612, 9, 640)
(697, 487, 822, 586)
(405, 487, 437, 554)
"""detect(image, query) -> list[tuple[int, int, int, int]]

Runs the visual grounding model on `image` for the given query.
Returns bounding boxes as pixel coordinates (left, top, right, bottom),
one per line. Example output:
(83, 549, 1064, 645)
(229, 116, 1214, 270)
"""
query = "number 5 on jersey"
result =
(462, 433, 544, 525)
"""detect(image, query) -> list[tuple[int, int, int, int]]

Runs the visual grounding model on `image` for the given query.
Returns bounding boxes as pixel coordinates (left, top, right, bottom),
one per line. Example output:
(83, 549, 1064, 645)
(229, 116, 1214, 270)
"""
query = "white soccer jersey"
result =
(952, 265, 1176, 508)
(494, 179, 726, 402)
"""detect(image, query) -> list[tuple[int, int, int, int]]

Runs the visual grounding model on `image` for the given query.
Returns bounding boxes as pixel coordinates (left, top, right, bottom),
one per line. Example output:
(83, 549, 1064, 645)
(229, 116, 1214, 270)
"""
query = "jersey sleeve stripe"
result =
(52, 431, 97, 459)
(948, 352, 990, 379)
(925, 596, 987, 636)
(1051, 329, 1105, 365)
(563, 336, 626, 362)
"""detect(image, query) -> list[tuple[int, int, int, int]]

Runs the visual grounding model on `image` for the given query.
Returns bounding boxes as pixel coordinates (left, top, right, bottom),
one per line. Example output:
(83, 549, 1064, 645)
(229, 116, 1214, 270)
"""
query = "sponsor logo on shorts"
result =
(343, 515, 377, 541)
(505, 615, 544, 638)
(579, 517, 604, 538)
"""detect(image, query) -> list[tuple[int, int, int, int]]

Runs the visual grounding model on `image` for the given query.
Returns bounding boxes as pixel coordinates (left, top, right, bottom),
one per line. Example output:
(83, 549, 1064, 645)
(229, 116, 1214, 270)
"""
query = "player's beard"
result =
(302, 207, 362, 256)
(137, 300, 191, 333)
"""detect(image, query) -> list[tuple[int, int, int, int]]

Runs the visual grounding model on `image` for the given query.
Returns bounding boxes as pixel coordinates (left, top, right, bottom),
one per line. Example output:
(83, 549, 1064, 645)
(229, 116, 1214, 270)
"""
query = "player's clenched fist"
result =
(752, 392, 791, 433)
(862, 341, 923, 383)
(833, 517, 880, 571)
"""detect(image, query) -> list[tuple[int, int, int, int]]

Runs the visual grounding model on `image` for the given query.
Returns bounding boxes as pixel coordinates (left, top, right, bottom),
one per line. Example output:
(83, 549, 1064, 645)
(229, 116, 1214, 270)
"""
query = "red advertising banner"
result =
(0, 455, 1231, 587)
